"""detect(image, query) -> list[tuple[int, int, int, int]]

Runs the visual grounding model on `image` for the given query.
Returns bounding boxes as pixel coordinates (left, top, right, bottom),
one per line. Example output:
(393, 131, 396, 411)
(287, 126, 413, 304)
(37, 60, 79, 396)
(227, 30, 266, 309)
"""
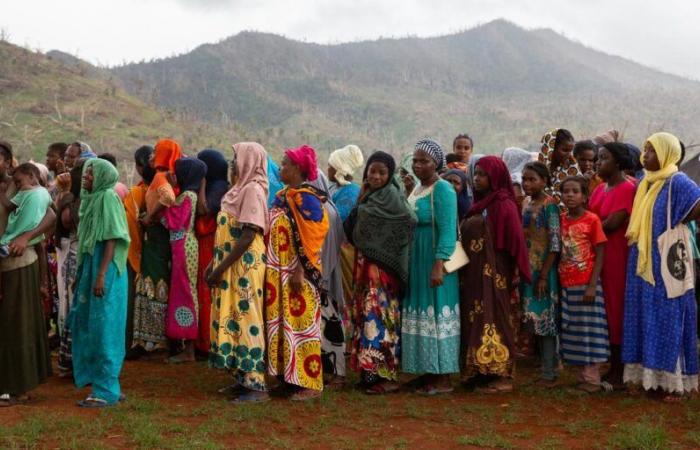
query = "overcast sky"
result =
(2, 0, 699, 79)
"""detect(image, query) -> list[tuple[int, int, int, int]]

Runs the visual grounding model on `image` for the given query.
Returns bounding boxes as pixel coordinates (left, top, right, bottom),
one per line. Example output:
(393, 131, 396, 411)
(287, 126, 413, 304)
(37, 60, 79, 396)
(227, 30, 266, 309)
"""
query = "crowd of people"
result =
(1, 128, 699, 407)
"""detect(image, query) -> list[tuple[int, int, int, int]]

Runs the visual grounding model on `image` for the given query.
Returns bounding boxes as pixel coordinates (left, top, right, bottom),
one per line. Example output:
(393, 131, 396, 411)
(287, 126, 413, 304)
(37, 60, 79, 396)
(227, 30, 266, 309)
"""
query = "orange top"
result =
(285, 186, 329, 271)
(124, 183, 147, 272)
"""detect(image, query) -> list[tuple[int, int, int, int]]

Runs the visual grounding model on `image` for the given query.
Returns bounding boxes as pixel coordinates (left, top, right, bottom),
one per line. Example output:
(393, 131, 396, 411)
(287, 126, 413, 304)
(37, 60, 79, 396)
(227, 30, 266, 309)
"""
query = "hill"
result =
(109, 19, 700, 157)
(0, 39, 246, 169)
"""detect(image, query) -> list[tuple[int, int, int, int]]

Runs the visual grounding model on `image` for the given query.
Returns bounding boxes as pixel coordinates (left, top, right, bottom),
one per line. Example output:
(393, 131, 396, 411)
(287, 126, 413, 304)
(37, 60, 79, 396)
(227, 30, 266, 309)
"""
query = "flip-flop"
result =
(230, 390, 270, 404)
(77, 397, 110, 408)
(365, 382, 400, 395)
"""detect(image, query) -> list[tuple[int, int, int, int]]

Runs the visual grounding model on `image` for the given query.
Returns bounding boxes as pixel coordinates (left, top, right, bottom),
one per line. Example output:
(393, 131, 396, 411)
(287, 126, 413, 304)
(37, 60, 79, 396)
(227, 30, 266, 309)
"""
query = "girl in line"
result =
(519, 162, 560, 387)
(538, 129, 581, 208)
(558, 176, 609, 393)
(163, 158, 206, 363)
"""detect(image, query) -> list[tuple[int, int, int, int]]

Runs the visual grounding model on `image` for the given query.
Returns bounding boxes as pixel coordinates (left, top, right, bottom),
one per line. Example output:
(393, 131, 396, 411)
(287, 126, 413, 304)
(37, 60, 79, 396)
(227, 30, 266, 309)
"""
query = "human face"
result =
(46, 150, 61, 172)
(443, 173, 463, 194)
(453, 138, 472, 163)
(643, 141, 661, 171)
(553, 140, 574, 164)
(472, 165, 491, 193)
(327, 165, 337, 183)
(521, 168, 546, 197)
(412, 149, 437, 182)
(65, 145, 81, 170)
(596, 148, 619, 180)
(576, 149, 596, 174)
(561, 180, 585, 211)
(13, 171, 35, 191)
(279, 156, 301, 185)
(366, 162, 390, 191)
(82, 166, 94, 192)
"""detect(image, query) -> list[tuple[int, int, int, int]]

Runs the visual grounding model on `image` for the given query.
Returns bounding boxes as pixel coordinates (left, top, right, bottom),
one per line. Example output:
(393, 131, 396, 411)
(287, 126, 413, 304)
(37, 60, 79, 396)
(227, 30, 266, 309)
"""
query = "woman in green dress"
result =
(401, 138, 460, 395)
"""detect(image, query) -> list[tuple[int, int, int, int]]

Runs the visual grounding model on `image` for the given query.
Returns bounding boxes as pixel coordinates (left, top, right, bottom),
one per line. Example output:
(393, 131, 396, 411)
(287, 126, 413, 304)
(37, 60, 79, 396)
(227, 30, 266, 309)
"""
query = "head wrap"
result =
(134, 145, 155, 184)
(329, 144, 364, 186)
(222, 142, 269, 233)
(175, 157, 207, 193)
(285, 145, 318, 181)
(197, 149, 229, 215)
(538, 129, 581, 207)
(468, 156, 531, 282)
(502, 147, 535, 185)
(468, 153, 485, 188)
(415, 138, 446, 171)
(593, 129, 620, 146)
(624, 143, 644, 179)
(29, 160, 50, 187)
(153, 138, 182, 172)
(75, 141, 97, 159)
(626, 132, 681, 285)
(308, 172, 345, 306)
(267, 155, 284, 208)
(442, 168, 471, 220)
(396, 152, 418, 195)
(352, 151, 417, 285)
(363, 150, 396, 181)
(77, 158, 130, 275)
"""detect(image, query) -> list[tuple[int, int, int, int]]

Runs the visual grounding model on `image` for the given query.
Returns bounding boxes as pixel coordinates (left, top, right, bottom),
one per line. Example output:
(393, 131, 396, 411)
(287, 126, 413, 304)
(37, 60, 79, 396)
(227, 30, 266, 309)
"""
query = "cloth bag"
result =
(431, 190, 469, 273)
(658, 175, 694, 298)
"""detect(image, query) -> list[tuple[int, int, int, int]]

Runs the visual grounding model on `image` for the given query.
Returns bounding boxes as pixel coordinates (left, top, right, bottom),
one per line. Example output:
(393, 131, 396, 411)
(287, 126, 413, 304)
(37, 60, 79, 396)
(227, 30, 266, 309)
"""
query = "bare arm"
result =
(196, 178, 208, 216)
(602, 210, 629, 233)
(536, 251, 558, 297)
(584, 244, 605, 302)
(93, 239, 116, 297)
(206, 226, 257, 286)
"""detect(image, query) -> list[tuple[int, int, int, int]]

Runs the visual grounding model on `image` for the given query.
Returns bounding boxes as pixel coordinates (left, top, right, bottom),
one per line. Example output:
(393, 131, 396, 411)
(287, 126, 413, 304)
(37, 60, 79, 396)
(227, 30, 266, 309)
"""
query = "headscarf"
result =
(77, 159, 130, 275)
(624, 143, 644, 179)
(267, 155, 284, 207)
(308, 171, 345, 306)
(353, 152, 417, 285)
(502, 147, 535, 185)
(134, 145, 155, 185)
(468, 156, 531, 282)
(175, 157, 207, 193)
(415, 138, 446, 171)
(468, 153, 485, 188)
(328, 144, 364, 186)
(538, 129, 581, 206)
(75, 141, 97, 159)
(442, 168, 471, 220)
(221, 142, 269, 233)
(593, 129, 620, 146)
(197, 149, 229, 214)
(29, 160, 50, 187)
(396, 152, 418, 195)
(362, 150, 396, 181)
(148, 138, 183, 196)
(285, 145, 318, 181)
(626, 132, 681, 285)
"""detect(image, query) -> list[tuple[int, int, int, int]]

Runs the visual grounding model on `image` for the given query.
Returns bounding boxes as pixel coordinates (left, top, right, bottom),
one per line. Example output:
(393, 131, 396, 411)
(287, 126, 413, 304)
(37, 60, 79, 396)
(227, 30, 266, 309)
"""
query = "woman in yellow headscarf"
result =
(623, 132, 700, 399)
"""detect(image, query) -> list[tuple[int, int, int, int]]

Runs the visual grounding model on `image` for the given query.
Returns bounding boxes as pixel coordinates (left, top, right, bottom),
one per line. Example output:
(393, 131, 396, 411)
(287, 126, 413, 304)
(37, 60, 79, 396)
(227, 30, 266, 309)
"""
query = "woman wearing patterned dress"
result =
(265, 145, 329, 401)
(163, 158, 206, 363)
(538, 129, 581, 208)
(208, 142, 269, 403)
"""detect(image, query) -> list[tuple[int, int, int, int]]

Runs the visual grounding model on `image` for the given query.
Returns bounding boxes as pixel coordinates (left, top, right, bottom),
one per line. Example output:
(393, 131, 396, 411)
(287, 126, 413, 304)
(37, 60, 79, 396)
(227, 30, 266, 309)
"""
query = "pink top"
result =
(114, 182, 129, 201)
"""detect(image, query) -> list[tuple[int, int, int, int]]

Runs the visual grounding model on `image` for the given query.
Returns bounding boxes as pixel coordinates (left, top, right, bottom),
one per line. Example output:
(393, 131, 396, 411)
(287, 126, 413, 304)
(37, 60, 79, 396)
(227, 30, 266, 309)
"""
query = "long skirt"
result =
(132, 223, 171, 351)
(0, 260, 51, 395)
(70, 242, 128, 405)
(265, 208, 324, 391)
(165, 232, 198, 340)
(321, 291, 346, 377)
(195, 215, 217, 353)
(560, 283, 610, 365)
(209, 212, 267, 391)
(339, 243, 355, 341)
(57, 237, 77, 374)
(350, 252, 402, 382)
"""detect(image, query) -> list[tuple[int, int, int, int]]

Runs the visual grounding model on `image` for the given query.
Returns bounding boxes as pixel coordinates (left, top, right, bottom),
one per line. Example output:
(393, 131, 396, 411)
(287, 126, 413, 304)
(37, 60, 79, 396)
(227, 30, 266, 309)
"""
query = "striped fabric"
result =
(560, 283, 610, 365)
(415, 138, 446, 171)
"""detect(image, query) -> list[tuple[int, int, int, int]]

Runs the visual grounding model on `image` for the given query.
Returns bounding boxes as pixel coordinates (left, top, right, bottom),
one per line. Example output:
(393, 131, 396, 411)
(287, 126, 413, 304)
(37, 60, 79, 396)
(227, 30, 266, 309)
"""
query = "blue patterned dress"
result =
(622, 173, 700, 393)
(402, 180, 460, 374)
(330, 182, 361, 223)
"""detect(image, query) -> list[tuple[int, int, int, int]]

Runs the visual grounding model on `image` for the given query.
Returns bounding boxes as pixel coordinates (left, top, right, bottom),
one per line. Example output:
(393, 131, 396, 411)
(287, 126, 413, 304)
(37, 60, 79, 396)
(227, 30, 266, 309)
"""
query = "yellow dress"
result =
(209, 212, 267, 391)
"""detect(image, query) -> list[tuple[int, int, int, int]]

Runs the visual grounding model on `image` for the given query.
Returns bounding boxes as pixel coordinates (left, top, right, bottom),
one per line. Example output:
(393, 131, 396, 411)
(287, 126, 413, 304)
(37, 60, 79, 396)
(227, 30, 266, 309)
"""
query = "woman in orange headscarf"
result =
(129, 139, 182, 358)
(265, 145, 329, 401)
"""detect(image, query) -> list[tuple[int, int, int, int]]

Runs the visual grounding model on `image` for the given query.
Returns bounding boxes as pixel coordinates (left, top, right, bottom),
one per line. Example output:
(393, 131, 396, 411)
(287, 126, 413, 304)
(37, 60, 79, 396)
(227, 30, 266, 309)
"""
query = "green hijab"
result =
(78, 158, 130, 274)
(353, 177, 416, 285)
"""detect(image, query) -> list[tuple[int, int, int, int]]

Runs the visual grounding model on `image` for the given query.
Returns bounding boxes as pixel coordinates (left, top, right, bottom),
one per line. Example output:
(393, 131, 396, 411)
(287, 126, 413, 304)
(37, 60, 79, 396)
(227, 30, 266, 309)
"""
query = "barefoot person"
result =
(70, 158, 130, 407)
(265, 145, 329, 401)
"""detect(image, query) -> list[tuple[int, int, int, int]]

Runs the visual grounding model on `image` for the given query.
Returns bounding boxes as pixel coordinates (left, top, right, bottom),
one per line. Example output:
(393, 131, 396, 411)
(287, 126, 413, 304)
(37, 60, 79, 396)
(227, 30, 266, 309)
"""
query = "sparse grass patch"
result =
(607, 420, 668, 450)
(456, 433, 514, 449)
(565, 418, 603, 434)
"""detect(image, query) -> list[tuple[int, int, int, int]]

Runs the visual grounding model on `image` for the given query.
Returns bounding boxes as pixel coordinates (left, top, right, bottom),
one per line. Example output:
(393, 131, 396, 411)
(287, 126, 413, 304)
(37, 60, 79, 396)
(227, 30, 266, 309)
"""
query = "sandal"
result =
(77, 396, 110, 408)
(662, 393, 684, 403)
(365, 382, 400, 395)
(416, 384, 454, 396)
(231, 390, 270, 404)
(290, 388, 322, 402)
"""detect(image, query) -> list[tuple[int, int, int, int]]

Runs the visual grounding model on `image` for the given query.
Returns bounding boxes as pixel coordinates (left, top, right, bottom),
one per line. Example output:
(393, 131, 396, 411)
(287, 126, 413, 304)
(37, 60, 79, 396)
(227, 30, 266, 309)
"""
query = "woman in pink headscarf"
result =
(207, 142, 270, 403)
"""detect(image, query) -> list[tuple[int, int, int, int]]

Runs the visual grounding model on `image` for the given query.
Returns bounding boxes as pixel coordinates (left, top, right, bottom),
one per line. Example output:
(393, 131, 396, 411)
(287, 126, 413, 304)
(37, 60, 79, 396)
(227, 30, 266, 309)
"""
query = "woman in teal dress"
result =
(70, 158, 130, 407)
(402, 138, 460, 394)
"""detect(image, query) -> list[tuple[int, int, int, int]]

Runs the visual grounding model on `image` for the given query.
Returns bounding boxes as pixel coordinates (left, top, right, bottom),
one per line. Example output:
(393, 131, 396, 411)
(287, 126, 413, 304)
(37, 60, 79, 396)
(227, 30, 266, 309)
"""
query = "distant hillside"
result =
(109, 19, 700, 157)
(0, 39, 246, 169)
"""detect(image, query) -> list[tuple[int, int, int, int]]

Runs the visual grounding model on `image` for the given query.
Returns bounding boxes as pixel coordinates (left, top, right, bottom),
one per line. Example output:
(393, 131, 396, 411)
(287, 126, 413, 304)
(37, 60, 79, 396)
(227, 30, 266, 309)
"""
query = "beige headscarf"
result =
(328, 144, 364, 186)
(593, 129, 620, 146)
(221, 142, 269, 233)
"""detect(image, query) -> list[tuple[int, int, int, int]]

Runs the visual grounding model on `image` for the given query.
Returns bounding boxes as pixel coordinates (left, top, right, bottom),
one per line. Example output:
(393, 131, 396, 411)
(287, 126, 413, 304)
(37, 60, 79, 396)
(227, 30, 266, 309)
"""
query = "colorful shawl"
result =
(285, 145, 318, 182)
(468, 156, 531, 282)
(221, 142, 269, 233)
(77, 159, 130, 274)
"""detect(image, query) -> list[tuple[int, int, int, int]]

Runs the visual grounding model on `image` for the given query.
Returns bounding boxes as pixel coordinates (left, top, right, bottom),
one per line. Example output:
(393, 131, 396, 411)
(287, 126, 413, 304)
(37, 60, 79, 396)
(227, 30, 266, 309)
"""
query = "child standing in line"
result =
(520, 162, 561, 388)
(558, 176, 609, 393)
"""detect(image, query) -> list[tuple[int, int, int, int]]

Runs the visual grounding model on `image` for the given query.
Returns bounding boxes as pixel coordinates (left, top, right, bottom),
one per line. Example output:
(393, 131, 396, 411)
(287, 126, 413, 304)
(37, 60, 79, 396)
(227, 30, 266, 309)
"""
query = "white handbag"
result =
(658, 175, 694, 299)
(431, 189, 469, 273)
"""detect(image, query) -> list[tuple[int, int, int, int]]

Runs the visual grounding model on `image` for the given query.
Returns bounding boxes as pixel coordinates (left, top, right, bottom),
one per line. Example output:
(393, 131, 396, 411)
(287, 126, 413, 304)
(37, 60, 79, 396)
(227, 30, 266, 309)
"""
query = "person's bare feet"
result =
(534, 378, 558, 388)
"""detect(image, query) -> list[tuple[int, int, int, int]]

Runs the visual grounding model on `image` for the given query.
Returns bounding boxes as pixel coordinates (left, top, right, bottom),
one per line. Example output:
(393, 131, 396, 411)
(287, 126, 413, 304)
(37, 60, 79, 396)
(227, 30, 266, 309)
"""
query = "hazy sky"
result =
(2, 0, 699, 79)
